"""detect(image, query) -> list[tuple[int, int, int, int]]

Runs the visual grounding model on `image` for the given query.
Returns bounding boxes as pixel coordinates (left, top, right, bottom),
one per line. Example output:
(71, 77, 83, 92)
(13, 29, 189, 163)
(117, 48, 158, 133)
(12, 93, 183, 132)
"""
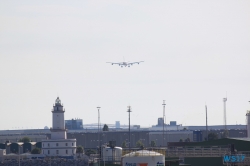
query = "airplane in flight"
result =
(106, 60, 144, 67)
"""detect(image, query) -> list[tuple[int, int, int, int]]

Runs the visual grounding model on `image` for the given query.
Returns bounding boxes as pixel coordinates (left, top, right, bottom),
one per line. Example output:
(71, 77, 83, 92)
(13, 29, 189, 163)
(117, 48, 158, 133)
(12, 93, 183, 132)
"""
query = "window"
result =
(66, 150, 68, 154)
(48, 150, 50, 154)
(65, 143, 68, 146)
(72, 143, 74, 146)
(48, 143, 50, 147)
(56, 143, 58, 146)
(56, 150, 59, 154)
(43, 144, 44, 147)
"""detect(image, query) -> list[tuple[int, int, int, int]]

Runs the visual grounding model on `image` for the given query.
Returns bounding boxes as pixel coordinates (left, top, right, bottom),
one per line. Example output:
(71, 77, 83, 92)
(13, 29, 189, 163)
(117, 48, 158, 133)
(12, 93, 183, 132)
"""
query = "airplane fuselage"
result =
(107, 60, 143, 67)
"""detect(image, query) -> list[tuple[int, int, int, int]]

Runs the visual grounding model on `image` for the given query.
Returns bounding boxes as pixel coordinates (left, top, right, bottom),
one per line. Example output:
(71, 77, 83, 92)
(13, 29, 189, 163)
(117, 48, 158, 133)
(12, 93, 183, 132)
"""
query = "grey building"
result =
(65, 119, 83, 130)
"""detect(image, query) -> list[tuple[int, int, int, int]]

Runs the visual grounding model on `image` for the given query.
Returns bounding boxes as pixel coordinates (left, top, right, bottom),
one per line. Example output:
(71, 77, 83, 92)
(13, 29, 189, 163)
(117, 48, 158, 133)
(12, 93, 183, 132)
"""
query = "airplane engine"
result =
(128, 66, 130, 67)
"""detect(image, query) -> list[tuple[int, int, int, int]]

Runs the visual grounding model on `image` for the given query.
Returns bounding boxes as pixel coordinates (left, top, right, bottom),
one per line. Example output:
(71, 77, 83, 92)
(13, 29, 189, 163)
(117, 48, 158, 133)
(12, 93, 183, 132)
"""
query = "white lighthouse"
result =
(42, 97, 76, 156)
(51, 97, 66, 139)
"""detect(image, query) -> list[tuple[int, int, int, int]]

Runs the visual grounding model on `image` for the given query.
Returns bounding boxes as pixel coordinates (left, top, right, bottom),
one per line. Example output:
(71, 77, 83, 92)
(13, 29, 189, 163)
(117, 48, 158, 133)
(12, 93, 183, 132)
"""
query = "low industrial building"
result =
(166, 138, 250, 166)
(65, 118, 83, 130)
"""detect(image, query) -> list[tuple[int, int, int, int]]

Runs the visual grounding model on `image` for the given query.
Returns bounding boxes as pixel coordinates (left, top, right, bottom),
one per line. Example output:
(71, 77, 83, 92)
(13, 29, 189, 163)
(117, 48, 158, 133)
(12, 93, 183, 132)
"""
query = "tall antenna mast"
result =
(162, 100, 166, 147)
(205, 105, 208, 140)
(97, 106, 101, 166)
(223, 97, 227, 131)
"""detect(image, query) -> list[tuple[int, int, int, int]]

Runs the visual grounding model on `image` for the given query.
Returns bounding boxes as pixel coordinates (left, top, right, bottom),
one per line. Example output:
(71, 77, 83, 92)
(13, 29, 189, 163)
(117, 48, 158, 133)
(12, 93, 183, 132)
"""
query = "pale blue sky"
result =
(0, 1, 250, 129)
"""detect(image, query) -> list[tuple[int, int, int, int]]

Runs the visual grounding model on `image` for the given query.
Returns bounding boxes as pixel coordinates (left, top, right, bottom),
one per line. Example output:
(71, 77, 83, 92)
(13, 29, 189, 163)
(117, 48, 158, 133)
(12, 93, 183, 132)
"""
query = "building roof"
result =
(168, 138, 250, 151)
(228, 137, 250, 141)
(123, 150, 163, 157)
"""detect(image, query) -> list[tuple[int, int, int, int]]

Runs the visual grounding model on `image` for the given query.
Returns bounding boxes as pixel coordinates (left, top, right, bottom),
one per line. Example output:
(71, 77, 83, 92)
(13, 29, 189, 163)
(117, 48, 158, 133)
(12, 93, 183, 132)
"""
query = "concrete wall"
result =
(0, 135, 47, 143)
(184, 157, 223, 166)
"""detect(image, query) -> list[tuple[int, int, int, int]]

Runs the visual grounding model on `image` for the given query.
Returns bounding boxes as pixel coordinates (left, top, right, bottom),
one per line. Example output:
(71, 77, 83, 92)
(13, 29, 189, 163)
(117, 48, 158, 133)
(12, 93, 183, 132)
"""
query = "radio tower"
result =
(223, 98, 227, 130)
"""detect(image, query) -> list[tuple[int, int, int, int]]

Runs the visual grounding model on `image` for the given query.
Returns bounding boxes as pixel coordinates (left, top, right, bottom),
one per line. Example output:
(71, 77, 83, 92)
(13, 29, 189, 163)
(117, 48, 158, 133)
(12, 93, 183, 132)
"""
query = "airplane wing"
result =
(106, 62, 122, 65)
(127, 61, 144, 65)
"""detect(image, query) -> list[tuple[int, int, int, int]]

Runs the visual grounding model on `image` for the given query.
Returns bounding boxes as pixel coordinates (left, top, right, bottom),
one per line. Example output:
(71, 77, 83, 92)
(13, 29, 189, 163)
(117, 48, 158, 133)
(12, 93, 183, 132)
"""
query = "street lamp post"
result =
(102, 134, 106, 145)
(81, 134, 85, 148)
(131, 134, 134, 148)
(127, 106, 132, 152)
(162, 100, 166, 147)
(97, 106, 101, 166)
(18, 145, 22, 166)
(102, 146, 105, 166)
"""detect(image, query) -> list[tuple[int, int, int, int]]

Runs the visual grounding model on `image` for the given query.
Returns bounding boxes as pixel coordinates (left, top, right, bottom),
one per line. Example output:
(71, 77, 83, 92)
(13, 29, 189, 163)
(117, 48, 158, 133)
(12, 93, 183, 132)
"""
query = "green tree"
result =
(103, 124, 109, 131)
(76, 146, 84, 157)
(185, 138, 190, 142)
(136, 140, 144, 149)
(179, 139, 183, 142)
(31, 147, 41, 154)
(85, 149, 96, 156)
(208, 132, 218, 141)
(121, 141, 127, 148)
(150, 140, 156, 147)
(19, 137, 31, 143)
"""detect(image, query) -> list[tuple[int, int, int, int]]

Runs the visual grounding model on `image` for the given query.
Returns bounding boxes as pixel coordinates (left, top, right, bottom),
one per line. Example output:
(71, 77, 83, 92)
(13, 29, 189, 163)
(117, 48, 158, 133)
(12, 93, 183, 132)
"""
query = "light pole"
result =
(81, 134, 85, 148)
(162, 100, 166, 147)
(205, 105, 208, 141)
(103, 145, 105, 166)
(127, 106, 132, 152)
(223, 98, 227, 131)
(97, 106, 101, 166)
(18, 145, 22, 166)
(102, 134, 106, 145)
(131, 134, 134, 148)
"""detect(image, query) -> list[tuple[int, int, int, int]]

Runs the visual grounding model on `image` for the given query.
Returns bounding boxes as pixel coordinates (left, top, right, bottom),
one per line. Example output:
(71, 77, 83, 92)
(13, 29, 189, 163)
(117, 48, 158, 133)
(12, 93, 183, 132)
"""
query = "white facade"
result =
(52, 112, 65, 130)
(0, 149, 6, 156)
(122, 150, 165, 166)
(42, 97, 76, 156)
(102, 146, 122, 161)
(51, 131, 67, 140)
(42, 139, 76, 156)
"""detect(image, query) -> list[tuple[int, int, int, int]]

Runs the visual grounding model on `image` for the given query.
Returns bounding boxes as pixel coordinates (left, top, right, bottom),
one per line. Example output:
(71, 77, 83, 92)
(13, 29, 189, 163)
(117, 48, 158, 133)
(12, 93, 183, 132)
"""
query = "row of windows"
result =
(43, 149, 74, 155)
(43, 143, 74, 147)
